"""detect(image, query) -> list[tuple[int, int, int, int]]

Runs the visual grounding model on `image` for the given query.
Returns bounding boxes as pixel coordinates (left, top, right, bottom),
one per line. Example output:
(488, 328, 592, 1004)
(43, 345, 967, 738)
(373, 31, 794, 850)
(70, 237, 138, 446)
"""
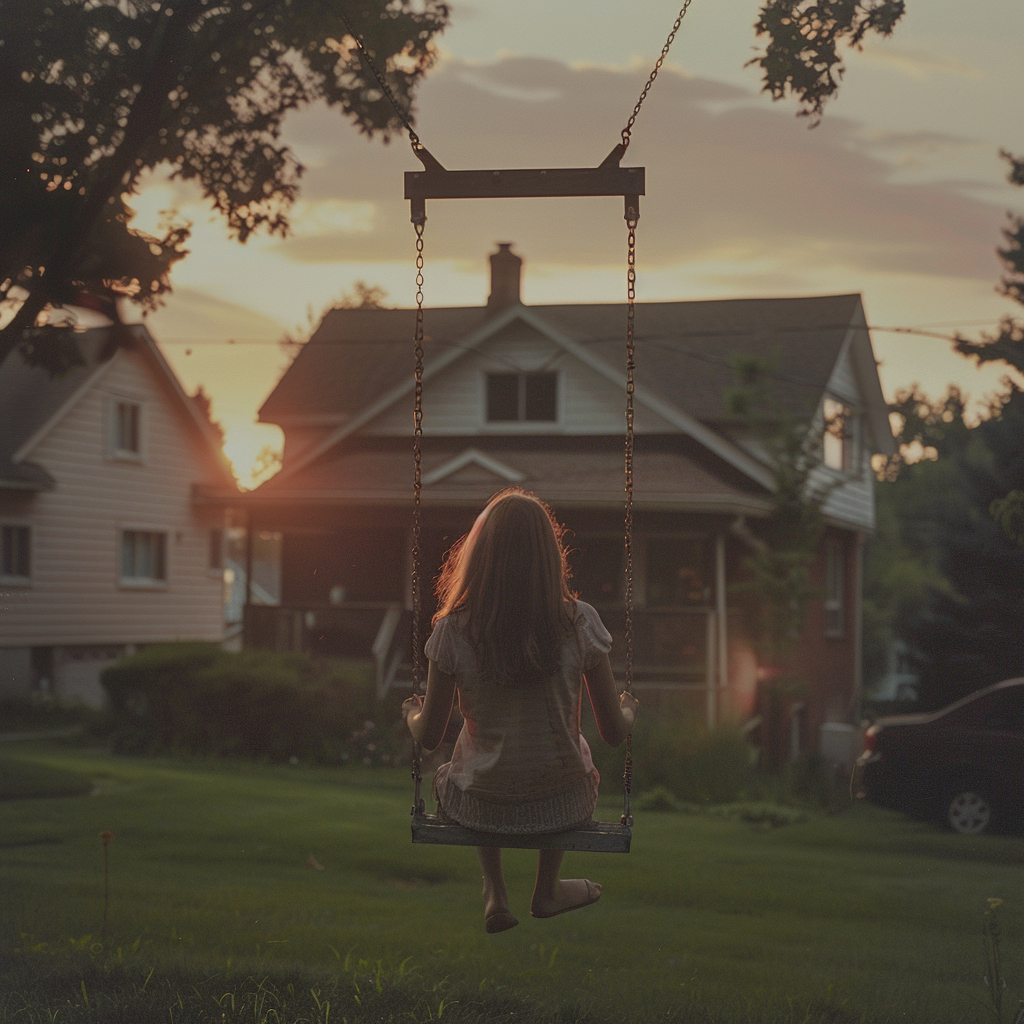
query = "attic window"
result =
(486, 372, 557, 423)
(108, 399, 143, 460)
(823, 397, 858, 472)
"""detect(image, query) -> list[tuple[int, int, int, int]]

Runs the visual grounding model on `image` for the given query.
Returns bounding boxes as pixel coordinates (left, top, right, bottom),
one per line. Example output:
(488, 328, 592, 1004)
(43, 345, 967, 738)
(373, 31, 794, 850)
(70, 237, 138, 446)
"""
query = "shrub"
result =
(100, 644, 386, 765)
(0, 695, 96, 733)
(586, 718, 755, 805)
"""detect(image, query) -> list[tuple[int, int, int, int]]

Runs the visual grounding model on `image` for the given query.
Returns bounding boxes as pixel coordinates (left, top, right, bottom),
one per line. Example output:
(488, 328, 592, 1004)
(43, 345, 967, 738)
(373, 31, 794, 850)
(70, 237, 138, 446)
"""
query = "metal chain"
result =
(621, 1, 695, 149)
(335, 7, 428, 160)
(410, 214, 426, 817)
(622, 209, 638, 828)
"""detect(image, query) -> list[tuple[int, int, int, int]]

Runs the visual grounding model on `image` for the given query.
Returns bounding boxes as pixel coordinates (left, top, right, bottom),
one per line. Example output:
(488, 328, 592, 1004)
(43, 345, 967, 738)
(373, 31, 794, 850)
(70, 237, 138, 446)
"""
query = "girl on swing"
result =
(403, 488, 638, 934)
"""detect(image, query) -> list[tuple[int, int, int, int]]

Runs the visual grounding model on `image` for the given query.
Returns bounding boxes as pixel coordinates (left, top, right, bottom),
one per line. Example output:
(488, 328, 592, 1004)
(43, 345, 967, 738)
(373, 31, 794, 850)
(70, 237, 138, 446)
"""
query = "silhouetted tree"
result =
(2, 0, 906, 374)
(0, 0, 449, 371)
(751, 0, 906, 123)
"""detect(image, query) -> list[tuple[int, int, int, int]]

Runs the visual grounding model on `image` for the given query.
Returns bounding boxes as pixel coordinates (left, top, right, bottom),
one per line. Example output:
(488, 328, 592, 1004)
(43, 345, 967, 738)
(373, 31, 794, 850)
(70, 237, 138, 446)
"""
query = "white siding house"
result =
(0, 325, 237, 706)
(227, 244, 896, 768)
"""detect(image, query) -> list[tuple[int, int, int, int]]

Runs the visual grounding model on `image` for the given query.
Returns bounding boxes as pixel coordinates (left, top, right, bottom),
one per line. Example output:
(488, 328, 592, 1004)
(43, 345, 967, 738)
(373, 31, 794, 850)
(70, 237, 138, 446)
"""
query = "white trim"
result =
(422, 448, 526, 486)
(12, 358, 117, 463)
(0, 521, 33, 585)
(273, 303, 776, 491)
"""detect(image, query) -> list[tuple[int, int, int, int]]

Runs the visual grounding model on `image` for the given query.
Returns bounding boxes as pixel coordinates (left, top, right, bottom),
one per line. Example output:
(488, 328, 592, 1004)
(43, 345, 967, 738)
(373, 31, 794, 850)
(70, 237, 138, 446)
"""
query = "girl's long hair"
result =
(433, 488, 576, 686)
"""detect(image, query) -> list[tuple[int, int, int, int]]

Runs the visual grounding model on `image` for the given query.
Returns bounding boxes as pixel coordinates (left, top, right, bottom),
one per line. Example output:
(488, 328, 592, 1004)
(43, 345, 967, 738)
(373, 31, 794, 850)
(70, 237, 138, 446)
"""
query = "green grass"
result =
(1, 743, 1022, 1023)
(0, 757, 94, 800)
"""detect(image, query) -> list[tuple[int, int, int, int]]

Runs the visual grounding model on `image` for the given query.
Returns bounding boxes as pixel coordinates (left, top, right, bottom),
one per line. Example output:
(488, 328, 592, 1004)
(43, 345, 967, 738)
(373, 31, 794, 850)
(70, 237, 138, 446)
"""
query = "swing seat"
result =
(411, 813, 631, 853)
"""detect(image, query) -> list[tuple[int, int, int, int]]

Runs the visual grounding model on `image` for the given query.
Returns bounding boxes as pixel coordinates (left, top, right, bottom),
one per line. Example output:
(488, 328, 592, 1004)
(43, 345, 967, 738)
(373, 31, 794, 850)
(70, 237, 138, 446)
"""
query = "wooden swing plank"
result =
(405, 166, 644, 201)
(411, 815, 631, 853)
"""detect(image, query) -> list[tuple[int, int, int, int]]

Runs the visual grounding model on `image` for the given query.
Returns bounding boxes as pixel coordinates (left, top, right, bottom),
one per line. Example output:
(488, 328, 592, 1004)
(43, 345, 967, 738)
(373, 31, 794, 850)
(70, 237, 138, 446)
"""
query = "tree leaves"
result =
(0, 0, 449, 365)
(750, 0, 906, 123)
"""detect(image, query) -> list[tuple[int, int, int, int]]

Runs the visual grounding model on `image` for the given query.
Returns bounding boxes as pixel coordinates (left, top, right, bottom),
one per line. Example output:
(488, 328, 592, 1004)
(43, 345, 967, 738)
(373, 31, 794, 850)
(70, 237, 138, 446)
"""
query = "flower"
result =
(100, 831, 115, 845)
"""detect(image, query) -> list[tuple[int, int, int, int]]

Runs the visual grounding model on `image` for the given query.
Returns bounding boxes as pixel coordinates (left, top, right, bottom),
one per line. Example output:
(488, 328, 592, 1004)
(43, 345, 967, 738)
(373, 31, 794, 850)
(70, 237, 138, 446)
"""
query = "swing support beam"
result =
(405, 146, 644, 223)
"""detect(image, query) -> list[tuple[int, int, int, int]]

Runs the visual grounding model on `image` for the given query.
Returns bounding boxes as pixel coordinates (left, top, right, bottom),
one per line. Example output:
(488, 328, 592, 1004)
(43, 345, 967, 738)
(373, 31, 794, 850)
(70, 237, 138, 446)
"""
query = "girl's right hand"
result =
(620, 691, 639, 731)
(401, 694, 423, 725)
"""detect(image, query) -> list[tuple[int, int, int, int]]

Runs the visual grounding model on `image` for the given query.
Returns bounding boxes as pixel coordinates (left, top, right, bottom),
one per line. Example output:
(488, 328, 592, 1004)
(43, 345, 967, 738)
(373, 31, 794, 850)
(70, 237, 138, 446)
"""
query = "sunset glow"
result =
(133, 1, 1022, 484)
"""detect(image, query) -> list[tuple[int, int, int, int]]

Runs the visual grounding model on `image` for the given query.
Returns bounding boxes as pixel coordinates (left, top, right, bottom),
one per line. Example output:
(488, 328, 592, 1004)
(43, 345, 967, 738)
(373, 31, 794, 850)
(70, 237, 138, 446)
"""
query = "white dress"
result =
(424, 600, 613, 834)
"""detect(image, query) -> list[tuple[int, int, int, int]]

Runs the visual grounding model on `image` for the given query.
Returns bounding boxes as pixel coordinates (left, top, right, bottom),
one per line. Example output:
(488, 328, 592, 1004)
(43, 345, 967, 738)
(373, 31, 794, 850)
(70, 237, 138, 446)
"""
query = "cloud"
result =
(144, 287, 285, 343)
(856, 44, 981, 81)
(269, 56, 1005, 285)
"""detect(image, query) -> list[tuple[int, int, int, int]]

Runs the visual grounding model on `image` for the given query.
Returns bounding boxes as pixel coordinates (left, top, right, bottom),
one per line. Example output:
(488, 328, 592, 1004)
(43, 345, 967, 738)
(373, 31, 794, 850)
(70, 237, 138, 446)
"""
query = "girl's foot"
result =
(485, 910, 519, 934)
(530, 879, 601, 919)
(483, 879, 518, 933)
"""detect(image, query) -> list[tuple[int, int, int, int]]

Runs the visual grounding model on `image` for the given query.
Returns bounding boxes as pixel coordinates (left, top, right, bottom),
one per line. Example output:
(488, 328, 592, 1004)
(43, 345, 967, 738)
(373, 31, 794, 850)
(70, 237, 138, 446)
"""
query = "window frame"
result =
(0, 522, 32, 586)
(822, 396, 861, 476)
(641, 532, 714, 610)
(118, 527, 169, 588)
(106, 396, 146, 462)
(483, 370, 560, 428)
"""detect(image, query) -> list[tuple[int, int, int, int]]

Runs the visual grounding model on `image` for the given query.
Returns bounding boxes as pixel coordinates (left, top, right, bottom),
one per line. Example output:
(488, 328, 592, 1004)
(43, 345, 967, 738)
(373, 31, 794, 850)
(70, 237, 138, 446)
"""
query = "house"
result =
(221, 245, 895, 767)
(0, 325, 236, 707)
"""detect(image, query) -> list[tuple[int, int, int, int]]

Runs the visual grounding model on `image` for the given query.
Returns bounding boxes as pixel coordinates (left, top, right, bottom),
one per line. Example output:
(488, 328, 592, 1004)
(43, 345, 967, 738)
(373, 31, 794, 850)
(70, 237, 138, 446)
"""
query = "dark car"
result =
(853, 677, 1024, 834)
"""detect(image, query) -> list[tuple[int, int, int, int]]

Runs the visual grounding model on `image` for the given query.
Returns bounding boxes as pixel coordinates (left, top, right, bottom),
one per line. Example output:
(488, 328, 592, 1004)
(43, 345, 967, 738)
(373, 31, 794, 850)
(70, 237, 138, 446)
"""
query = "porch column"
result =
(716, 530, 728, 716)
(244, 508, 254, 608)
(852, 530, 865, 722)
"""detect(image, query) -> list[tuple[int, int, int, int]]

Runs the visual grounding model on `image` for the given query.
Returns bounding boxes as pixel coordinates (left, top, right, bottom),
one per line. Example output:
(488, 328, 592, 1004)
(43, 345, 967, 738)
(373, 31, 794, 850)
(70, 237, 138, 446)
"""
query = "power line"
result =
(153, 320, 1006, 349)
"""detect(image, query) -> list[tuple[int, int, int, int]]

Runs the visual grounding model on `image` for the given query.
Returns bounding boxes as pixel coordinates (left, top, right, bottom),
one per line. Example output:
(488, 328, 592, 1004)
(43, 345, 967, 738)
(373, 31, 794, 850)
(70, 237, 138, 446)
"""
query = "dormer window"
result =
(486, 372, 557, 423)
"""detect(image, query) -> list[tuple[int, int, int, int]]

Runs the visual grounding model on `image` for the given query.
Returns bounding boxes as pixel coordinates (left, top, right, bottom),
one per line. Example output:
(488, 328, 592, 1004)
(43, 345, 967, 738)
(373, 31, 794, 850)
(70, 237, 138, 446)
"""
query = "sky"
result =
(129, 0, 1024, 486)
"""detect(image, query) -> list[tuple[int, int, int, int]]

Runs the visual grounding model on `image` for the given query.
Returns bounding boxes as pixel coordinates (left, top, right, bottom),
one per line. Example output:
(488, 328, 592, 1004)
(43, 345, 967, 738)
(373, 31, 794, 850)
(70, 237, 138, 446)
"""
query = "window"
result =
(824, 537, 845, 637)
(110, 400, 142, 458)
(568, 536, 622, 604)
(822, 397, 858, 472)
(121, 530, 167, 583)
(645, 537, 711, 607)
(485, 372, 557, 423)
(1, 525, 30, 580)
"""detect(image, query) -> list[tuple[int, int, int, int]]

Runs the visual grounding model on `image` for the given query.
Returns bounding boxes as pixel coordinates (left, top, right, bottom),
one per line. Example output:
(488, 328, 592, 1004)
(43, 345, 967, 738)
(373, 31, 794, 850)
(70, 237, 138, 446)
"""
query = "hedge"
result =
(100, 644, 386, 765)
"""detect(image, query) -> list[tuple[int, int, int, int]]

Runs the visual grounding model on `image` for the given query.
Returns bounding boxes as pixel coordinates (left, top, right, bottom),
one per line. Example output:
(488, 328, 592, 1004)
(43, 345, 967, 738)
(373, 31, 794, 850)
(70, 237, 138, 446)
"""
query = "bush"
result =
(586, 718, 755, 805)
(100, 644, 387, 765)
(0, 695, 95, 734)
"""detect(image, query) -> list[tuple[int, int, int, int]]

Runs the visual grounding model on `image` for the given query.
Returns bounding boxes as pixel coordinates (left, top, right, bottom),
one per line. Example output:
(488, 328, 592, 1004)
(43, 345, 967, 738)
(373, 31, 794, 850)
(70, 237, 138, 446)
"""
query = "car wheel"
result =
(946, 789, 993, 835)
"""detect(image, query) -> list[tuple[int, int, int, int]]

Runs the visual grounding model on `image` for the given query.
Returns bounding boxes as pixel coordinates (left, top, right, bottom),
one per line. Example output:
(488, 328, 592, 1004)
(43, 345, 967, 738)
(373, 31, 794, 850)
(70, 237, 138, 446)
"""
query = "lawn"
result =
(1, 742, 1022, 1024)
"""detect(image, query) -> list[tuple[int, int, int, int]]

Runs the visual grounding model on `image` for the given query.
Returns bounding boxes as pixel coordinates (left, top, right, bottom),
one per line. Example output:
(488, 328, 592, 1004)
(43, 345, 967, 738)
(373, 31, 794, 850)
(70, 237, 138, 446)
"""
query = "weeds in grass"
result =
(99, 830, 114, 939)
(981, 898, 1024, 1024)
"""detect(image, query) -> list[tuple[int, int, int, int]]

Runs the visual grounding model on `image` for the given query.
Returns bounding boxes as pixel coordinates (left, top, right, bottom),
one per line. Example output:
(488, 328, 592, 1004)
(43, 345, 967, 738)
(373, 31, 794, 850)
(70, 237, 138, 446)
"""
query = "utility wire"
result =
(154, 322, 1007, 347)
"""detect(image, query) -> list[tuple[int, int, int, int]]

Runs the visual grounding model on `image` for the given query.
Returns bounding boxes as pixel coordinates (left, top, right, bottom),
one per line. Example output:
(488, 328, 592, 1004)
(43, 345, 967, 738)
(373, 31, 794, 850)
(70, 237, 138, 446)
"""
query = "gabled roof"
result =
(0, 325, 236, 490)
(260, 293, 865, 428)
(259, 292, 889, 492)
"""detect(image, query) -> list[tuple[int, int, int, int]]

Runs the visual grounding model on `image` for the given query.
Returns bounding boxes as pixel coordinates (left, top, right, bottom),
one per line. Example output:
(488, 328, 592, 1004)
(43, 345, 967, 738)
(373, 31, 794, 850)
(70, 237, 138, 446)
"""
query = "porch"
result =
(242, 601, 731, 722)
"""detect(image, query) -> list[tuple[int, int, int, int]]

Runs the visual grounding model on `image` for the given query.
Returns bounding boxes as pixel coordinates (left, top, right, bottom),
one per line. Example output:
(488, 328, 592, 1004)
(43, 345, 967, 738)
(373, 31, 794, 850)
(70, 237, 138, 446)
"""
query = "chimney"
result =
(487, 243, 522, 311)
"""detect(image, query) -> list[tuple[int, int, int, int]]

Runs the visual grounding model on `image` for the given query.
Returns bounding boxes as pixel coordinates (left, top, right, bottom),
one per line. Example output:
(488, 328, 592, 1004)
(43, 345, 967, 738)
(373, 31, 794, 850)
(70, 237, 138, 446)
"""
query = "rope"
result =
(621, 205, 638, 828)
(620, 1, 695, 150)
(410, 213, 426, 818)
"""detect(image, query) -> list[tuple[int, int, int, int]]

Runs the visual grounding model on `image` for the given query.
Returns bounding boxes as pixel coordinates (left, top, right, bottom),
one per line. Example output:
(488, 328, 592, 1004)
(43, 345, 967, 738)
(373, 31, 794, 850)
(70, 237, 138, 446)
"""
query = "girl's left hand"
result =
(401, 695, 423, 722)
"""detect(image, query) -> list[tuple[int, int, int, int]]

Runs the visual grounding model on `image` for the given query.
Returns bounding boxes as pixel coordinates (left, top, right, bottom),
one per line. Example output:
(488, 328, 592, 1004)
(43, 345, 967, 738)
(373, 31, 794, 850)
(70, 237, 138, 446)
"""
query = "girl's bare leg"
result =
(530, 849, 602, 918)
(477, 846, 518, 933)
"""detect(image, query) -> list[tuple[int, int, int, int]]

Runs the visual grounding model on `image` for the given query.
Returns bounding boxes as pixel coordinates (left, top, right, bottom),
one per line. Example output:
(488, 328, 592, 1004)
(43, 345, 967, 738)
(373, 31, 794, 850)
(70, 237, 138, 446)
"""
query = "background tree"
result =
(0, 0, 449, 371)
(750, 0, 905, 123)
(952, 151, 1024, 545)
(724, 356, 836, 669)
